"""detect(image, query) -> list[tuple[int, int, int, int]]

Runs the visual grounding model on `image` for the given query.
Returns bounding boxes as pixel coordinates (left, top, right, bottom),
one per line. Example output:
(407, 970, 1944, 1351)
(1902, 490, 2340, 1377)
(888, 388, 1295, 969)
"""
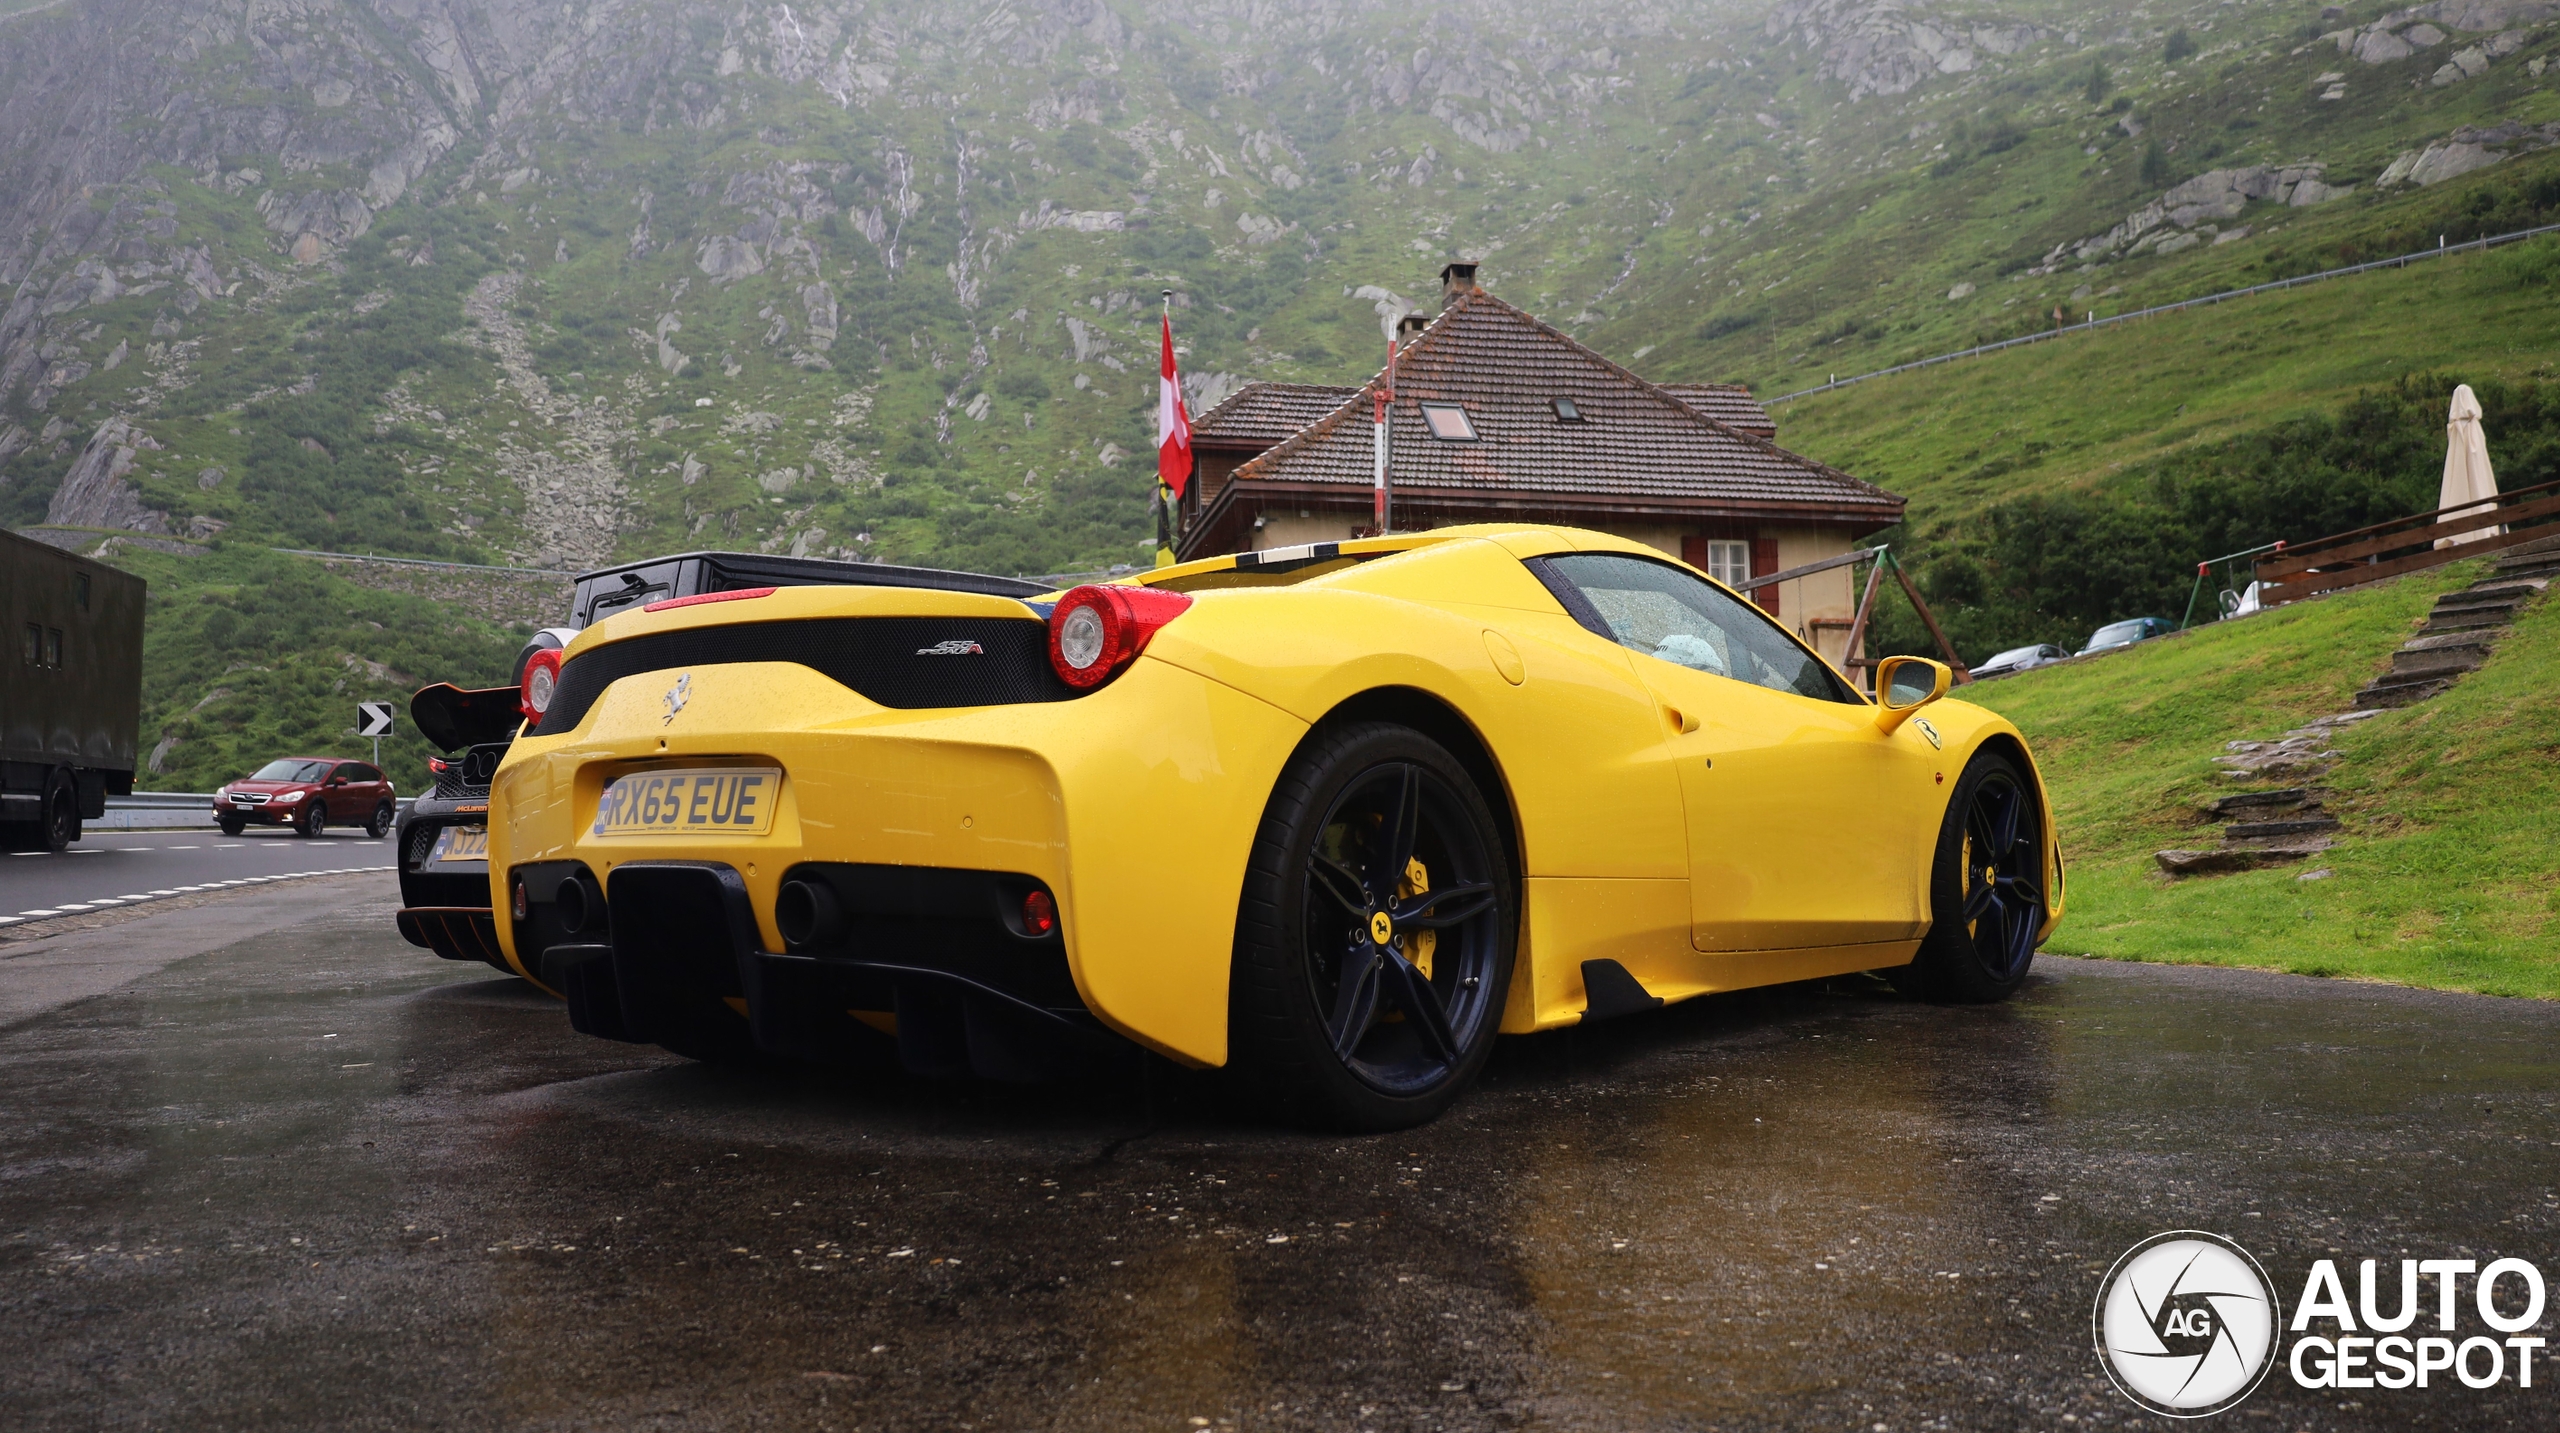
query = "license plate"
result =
(592, 767, 782, 838)
(428, 824, 489, 865)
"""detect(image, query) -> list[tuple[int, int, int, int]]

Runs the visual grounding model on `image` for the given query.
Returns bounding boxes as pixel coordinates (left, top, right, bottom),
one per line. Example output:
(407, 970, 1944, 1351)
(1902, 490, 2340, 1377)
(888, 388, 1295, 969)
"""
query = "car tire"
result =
(299, 801, 325, 839)
(43, 777, 77, 854)
(367, 802, 394, 839)
(217, 814, 246, 837)
(1894, 749, 2047, 1003)
(1228, 722, 1516, 1131)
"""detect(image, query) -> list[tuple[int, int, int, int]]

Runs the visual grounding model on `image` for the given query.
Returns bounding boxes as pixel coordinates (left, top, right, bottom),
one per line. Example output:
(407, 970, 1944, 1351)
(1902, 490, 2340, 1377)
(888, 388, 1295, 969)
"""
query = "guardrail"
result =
(1765, 220, 2560, 406)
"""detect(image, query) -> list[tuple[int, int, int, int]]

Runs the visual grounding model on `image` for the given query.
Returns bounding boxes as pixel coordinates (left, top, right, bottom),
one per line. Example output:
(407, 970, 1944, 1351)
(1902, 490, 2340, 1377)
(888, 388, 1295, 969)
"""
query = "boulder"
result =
(696, 234, 765, 283)
(2354, 29, 2415, 61)
(45, 417, 167, 533)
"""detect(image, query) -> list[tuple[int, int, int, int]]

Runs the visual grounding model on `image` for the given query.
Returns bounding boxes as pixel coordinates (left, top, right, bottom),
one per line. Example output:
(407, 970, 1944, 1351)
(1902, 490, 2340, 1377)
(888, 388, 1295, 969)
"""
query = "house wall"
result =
(1247, 510, 1359, 551)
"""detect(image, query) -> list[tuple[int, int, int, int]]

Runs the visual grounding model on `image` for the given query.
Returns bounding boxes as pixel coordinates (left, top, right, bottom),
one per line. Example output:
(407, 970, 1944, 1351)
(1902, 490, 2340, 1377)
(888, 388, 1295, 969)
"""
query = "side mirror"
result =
(1873, 656, 1951, 735)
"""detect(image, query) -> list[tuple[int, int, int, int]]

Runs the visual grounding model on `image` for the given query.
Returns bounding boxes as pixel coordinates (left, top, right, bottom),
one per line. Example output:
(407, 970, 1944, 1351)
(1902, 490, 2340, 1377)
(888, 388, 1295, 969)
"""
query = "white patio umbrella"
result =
(2434, 383, 2500, 549)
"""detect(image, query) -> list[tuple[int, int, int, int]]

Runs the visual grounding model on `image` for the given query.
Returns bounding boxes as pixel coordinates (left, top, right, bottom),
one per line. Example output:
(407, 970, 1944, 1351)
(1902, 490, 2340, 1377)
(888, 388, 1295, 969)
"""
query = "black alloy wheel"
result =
(43, 779, 77, 855)
(299, 799, 326, 839)
(1898, 750, 2046, 1002)
(1230, 723, 1516, 1130)
(368, 802, 395, 839)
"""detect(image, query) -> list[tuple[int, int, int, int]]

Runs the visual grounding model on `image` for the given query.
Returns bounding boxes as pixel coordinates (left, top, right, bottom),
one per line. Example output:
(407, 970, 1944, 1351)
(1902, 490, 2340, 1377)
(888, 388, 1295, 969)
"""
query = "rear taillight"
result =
(520, 647, 563, 722)
(1022, 889, 1057, 937)
(427, 757, 448, 775)
(1046, 585, 1193, 689)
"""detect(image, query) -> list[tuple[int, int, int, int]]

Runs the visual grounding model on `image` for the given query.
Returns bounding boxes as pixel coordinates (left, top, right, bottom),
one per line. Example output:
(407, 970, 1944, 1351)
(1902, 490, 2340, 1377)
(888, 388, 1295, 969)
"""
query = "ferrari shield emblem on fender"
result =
(662, 672, 691, 725)
(1913, 716, 1943, 750)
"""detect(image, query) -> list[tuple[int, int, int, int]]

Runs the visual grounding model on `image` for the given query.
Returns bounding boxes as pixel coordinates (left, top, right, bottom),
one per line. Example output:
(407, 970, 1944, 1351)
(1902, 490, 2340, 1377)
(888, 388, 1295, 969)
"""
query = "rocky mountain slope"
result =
(2, 0, 2558, 783)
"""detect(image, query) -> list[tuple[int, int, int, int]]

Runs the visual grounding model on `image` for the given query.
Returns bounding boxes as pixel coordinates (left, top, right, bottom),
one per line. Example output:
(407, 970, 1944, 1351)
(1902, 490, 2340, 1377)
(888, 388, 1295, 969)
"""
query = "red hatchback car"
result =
(214, 757, 397, 838)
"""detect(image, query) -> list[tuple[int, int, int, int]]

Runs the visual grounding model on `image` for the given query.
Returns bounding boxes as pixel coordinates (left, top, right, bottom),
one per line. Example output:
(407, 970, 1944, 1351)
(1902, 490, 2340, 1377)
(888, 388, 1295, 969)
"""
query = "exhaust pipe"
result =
(774, 877, 846, 951)
(555, 872, 604, 936)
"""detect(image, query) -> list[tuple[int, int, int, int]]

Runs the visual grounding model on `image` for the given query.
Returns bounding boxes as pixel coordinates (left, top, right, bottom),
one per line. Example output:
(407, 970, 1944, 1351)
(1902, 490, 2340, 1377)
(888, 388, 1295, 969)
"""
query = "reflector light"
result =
(1022, 889, 1057, 937)
(1045, 584, 1193, 689)
(643, 586, 778, 614)
(519, 647, 564, 722)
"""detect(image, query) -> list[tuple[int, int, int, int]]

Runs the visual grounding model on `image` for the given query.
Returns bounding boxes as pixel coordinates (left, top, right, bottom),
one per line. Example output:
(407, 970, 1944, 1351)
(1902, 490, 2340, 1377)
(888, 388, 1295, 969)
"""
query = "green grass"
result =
(1773, 229, 2560, 535)
(1964, 560, 2560, 996)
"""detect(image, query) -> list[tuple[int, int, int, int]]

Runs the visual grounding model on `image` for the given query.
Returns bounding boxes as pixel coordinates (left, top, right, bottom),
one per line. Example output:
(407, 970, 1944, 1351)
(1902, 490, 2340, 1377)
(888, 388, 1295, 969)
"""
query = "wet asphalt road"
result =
(3, 887, 2557, 1432)
(1, 827, 395, 924)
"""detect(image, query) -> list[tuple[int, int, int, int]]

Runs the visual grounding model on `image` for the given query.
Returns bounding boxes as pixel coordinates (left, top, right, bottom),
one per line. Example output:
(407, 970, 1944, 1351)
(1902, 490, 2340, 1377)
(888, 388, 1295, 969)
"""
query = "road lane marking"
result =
(167, 845, 198, 850)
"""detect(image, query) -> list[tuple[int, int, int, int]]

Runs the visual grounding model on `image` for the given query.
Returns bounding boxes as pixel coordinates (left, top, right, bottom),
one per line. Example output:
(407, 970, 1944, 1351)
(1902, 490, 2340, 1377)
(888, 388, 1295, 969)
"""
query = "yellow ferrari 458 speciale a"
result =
(474, 524, 2062, 1129)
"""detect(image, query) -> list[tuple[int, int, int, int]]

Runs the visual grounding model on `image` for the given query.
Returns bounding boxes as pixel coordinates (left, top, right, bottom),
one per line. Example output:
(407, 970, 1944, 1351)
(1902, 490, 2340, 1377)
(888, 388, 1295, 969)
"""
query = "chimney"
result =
(1395, 311, 1429, 343)
(1439, 261, 1480, 306)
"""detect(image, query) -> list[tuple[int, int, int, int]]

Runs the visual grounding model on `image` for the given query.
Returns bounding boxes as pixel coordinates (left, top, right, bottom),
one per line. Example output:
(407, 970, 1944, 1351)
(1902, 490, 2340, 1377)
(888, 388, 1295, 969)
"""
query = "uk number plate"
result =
(428, 824, 489, 865)
(592, 767, 781, 838)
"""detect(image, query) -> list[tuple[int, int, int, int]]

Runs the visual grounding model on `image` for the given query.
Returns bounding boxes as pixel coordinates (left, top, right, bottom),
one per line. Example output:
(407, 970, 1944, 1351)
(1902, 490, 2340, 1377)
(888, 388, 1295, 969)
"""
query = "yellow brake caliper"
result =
(1395, 856, 1437, 979)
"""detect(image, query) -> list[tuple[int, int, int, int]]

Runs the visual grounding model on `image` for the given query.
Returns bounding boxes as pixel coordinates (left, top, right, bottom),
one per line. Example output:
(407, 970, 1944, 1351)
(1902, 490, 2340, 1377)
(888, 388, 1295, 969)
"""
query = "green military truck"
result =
(2, 529, 145, 852)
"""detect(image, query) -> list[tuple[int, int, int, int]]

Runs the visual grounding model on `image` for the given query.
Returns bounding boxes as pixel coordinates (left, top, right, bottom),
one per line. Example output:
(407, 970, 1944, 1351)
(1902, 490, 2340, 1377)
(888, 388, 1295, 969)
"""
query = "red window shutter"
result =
(1680, 536, 1709, 569)
(1752, 537, 1781, 616)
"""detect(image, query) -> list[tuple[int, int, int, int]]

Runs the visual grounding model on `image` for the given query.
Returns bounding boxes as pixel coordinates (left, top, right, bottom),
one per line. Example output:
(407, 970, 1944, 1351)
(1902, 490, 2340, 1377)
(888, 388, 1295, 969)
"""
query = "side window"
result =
(350, 765, 381, 783)
(20, 623, 36, 666)
(44, 628, 63, 668)
(1529, 552, 1860, 705)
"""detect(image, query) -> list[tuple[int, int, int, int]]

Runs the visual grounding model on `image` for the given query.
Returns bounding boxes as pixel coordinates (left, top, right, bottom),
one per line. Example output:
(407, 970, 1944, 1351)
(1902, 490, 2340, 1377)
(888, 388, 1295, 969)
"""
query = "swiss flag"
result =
(1158, 314, 1194, 498)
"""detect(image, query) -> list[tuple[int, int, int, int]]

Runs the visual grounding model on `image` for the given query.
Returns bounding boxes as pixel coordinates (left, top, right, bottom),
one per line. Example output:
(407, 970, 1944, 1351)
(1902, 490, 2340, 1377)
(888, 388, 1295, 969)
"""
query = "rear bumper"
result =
(485, 656, 1307, 1067)
(546, 860, 1130, 1079)
(397, 906, 506, 965)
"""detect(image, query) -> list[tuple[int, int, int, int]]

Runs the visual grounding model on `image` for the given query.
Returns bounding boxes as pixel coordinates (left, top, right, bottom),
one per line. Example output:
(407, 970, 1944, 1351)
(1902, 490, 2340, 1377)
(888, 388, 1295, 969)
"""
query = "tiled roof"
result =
(1190, 382, 1360, 448)
(1203, 289, 1901, 535)
(1656, 383, 1776, 438)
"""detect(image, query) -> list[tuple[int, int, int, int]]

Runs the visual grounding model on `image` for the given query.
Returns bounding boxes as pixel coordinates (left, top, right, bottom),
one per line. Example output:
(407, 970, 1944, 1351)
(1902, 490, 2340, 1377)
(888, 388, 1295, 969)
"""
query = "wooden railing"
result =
(2255, 476, 2560, 604)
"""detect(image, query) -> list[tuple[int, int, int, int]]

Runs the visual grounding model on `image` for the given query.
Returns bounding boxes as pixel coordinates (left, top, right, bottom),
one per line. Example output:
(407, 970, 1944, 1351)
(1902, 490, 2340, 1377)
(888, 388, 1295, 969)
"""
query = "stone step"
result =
(2451, 579, 2547, 602)
(2419, 610, 2519, 634)
(2491, 533, 2560, 565)
(2202, 787, 2322, 819)
(2388, 648, 2486, 677)
(2493, 557, 2560, 581)
(2156, 842, 2330, 876)
(2431, 592, 2529, 615)
(2354, 674, 2455, 708)
(2398, 629, 2499, 656)
(2226, 815, 2343, 841)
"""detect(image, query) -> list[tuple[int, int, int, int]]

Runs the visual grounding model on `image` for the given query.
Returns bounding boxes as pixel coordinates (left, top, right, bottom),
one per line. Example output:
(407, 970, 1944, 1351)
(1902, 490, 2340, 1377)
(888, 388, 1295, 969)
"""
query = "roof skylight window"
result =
(1551, 397, 1583, 422)
(1420, 403, 1479, 442)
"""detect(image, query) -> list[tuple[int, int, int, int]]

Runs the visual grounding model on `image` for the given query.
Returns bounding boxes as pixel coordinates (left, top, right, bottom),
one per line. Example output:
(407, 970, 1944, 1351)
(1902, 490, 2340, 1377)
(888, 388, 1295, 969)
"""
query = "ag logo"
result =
(2095, 1231, 2281, 1417)
(662, 672, 691, 725)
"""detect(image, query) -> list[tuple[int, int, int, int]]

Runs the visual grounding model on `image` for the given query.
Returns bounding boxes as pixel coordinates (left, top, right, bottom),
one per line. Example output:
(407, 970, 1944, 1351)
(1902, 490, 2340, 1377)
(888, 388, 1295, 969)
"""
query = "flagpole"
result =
(1156, 290, 1186, 567)
(1373, 327, 1399, 536)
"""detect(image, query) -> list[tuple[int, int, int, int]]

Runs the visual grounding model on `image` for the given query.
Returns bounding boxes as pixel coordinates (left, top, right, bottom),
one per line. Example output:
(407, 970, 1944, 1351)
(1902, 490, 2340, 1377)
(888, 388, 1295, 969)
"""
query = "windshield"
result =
(250, 759, 333, 783)
(2088, 622, 2147, 647)
(1987, 645, 2045, 666)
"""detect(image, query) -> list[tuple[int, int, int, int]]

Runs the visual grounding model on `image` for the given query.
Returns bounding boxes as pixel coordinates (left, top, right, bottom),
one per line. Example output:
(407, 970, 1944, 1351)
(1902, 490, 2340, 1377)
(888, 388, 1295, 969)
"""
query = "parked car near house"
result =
(2080, 616, 2177, 656)
(212, 757, 395, 837)
(1973, 643, 2069, 679)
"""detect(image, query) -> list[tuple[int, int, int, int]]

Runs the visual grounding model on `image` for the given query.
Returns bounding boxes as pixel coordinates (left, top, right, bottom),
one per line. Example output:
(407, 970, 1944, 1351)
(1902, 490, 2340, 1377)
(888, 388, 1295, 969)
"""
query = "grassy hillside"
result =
(1966, 560, 2560, 996)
